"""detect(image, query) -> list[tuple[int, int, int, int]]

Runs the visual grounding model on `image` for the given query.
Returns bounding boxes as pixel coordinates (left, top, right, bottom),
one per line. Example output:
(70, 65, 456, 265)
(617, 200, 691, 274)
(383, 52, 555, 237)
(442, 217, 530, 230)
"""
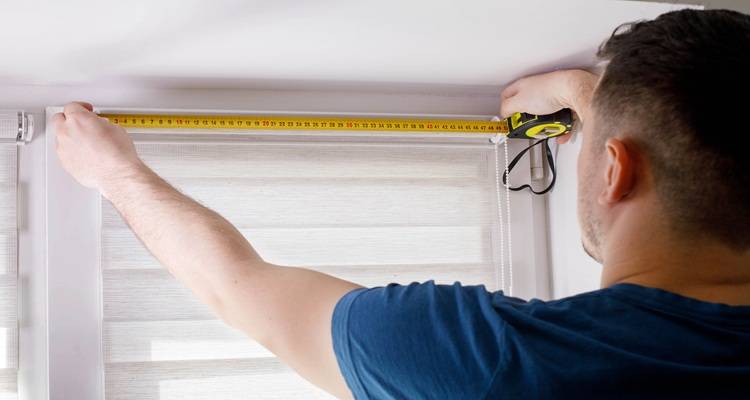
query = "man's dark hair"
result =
(594, 9, 750, 250)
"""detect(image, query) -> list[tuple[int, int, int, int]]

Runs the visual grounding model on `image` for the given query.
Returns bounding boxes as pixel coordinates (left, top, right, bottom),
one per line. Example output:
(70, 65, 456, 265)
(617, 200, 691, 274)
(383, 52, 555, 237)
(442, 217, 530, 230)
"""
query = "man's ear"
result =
(598, 138, 636, 206)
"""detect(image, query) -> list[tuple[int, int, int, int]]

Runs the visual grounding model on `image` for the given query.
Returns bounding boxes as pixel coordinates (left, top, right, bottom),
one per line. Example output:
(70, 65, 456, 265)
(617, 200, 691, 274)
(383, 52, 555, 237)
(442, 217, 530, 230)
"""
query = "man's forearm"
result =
(101, 163, 267, 318)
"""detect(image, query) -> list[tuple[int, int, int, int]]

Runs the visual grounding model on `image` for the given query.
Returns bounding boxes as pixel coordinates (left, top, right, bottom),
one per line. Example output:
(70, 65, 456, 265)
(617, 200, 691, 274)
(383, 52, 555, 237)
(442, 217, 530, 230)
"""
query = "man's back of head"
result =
(569, 9, 750, 305)
(594, 9, 750, 250)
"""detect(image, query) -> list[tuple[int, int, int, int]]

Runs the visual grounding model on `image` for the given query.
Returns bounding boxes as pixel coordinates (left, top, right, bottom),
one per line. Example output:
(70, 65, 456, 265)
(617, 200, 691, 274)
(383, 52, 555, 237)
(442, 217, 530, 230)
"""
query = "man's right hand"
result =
(500, 69, 599, 143)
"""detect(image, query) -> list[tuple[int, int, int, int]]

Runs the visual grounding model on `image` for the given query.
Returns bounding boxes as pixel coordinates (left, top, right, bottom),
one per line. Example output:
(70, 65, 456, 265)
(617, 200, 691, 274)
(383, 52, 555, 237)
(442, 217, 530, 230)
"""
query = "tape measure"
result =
(506, 110, 572, 139)
(100, 109, 572, 139)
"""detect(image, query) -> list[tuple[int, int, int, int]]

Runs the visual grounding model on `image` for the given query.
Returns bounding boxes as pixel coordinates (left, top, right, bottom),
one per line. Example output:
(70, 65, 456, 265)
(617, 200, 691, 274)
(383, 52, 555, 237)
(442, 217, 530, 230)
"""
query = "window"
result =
(39, 107, 550, 399)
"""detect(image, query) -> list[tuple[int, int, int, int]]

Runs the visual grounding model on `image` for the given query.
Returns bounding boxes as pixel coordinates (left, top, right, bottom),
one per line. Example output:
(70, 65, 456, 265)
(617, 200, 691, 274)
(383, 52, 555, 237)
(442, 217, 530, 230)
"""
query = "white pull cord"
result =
(492, 134, 514, 296)
(503, 138, 514, 296)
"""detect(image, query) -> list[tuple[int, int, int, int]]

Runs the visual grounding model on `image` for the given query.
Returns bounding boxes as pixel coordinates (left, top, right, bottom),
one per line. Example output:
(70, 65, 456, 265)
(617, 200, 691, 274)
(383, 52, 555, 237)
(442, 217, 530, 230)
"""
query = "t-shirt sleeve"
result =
(331, 281, 505, 399)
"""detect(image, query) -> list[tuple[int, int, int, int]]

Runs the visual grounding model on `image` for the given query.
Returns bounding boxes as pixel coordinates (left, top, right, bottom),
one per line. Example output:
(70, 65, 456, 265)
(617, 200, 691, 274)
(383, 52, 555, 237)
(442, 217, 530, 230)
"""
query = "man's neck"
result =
(600, 223, 750, 306)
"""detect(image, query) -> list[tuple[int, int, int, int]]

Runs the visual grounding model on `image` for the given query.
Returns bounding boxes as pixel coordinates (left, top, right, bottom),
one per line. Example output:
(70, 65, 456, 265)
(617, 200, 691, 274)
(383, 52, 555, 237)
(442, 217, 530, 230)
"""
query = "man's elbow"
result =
(205, 261, 280, 346)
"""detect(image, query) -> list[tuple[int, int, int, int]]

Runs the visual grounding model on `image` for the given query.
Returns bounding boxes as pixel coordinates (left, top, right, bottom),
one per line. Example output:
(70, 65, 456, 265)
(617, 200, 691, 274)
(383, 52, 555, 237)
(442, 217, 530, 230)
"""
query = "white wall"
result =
(547, 134, 603, 298)
(1, 0, 692, 302)
(3, 0, 687, 89)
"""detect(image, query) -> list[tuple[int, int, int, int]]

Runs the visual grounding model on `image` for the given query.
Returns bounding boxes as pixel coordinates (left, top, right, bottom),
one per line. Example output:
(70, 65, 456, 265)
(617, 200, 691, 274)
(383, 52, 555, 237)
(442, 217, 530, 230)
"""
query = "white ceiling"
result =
(3, 0, 687, 90)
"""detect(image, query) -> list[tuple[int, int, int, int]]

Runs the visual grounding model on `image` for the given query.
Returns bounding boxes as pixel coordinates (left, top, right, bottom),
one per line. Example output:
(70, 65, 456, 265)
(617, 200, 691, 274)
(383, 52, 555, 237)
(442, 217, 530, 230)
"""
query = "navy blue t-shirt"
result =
(331, 281, 750, 399)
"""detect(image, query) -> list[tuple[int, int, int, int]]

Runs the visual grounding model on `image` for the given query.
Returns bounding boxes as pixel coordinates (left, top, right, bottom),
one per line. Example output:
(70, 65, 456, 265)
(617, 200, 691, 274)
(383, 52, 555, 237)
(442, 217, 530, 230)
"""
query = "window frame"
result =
(18, 112, 48, 400)
(23, 105, 552, 400)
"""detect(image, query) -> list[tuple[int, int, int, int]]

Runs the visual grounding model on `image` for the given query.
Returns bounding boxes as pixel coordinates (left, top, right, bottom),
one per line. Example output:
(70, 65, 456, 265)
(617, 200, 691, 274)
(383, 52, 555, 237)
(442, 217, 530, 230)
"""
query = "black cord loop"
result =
(501, 138, 556, 195)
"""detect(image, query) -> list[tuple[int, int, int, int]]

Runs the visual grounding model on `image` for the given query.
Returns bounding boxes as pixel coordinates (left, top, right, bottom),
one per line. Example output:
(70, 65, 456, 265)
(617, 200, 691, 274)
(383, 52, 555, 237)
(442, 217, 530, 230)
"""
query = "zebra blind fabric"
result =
(0, 146, 16, 400)
(101, 140, 506, 399)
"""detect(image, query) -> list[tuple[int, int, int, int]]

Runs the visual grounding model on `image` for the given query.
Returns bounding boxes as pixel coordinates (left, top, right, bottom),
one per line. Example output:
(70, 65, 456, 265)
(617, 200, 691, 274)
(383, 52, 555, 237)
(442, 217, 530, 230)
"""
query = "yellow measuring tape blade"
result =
(100, 114, 510, 136)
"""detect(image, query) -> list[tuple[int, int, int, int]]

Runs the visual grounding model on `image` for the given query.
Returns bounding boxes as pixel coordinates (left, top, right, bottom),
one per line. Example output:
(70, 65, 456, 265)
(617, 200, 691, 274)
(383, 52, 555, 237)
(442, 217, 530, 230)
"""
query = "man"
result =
(53, 8, 749, 400)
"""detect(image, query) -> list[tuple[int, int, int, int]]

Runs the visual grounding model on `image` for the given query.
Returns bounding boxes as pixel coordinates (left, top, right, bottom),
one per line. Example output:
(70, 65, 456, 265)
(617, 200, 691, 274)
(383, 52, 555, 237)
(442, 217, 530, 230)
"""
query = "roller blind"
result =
(0, 146, 16, 400)
(101, 140, 505, 399)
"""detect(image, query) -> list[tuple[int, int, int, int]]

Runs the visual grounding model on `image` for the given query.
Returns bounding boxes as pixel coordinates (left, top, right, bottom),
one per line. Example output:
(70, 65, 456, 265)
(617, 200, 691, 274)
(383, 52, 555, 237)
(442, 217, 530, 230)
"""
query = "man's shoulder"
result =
(333, 281, 750, 399)
(335, 281, 635, 331)
(330, 281, 645, 399)
(331, 281, 508, 399)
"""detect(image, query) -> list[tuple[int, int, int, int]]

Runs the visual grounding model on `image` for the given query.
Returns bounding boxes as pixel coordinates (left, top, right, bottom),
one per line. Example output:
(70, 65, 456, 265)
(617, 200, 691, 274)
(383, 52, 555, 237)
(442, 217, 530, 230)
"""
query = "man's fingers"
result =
(51, 112, 66, 129)
(63, 101, 95, 115)
(500, 80, 520, 100)
(499, 95, 521, 119)
(499, 80, 523, 118)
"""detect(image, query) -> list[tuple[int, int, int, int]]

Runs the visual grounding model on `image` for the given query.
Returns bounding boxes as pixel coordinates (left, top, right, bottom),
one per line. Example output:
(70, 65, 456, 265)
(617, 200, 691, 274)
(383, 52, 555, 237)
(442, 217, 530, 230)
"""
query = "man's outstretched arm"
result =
(52, 102, 360, 399)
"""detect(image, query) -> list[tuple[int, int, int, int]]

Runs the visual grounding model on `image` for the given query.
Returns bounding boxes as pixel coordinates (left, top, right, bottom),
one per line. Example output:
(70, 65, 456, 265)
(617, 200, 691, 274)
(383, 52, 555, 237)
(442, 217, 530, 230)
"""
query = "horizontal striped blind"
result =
(102, 141, 503, 399)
